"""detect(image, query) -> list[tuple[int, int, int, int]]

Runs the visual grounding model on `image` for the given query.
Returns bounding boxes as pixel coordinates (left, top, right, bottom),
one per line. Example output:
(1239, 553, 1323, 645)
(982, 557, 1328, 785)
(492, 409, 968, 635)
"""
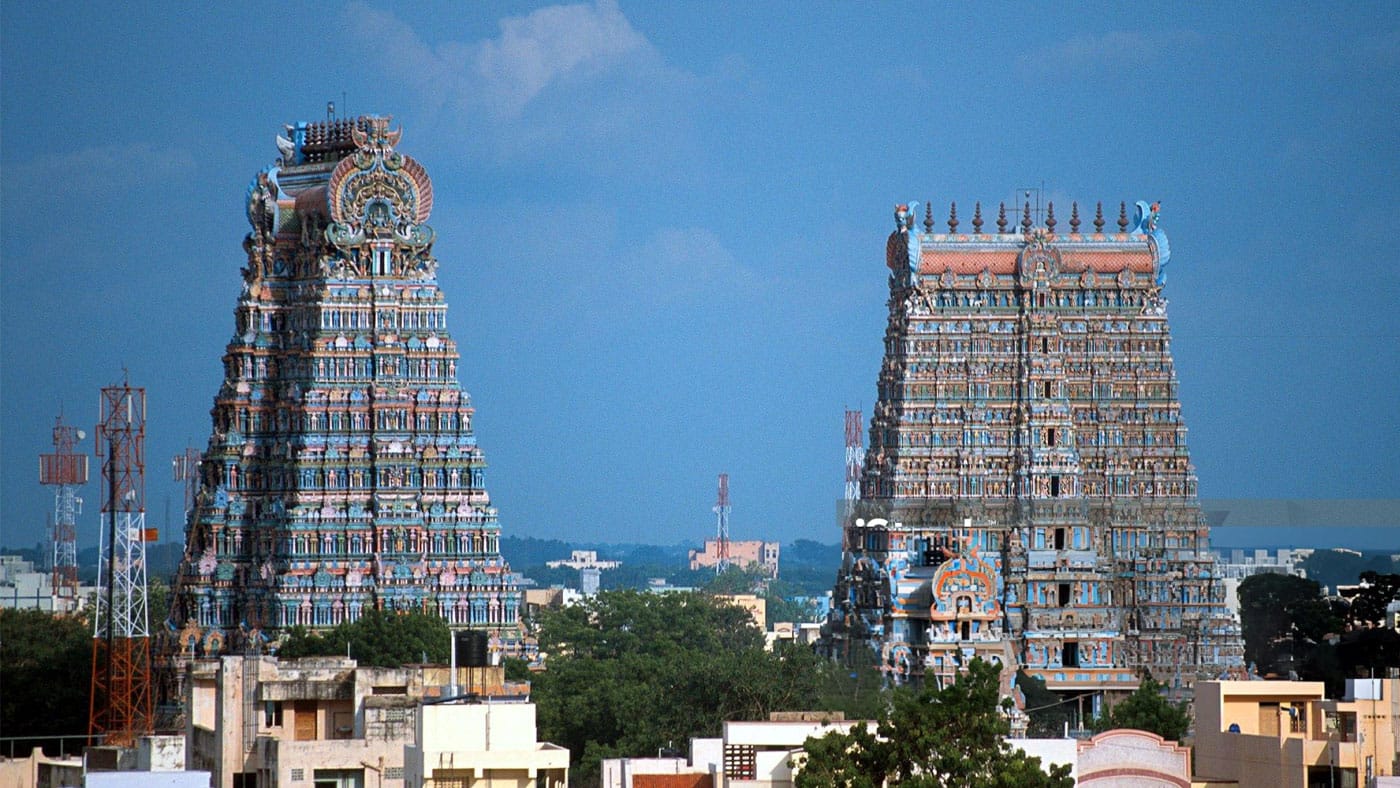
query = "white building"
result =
(544, 551, 620, 571)
(0, 554, 94, 613)
(404, 701, 568, 788)
(186, 656, 532, 788)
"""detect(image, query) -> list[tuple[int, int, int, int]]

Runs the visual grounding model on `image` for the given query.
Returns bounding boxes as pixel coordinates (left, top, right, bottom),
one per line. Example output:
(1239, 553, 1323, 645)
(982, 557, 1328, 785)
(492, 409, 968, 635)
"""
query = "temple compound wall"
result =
(165, 117, 522, 667)
(825, 199, 1244, 697)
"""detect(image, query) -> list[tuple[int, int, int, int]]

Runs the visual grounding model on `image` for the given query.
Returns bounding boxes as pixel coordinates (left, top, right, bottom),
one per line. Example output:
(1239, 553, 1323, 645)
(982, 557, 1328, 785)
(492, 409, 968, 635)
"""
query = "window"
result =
(723, 745, 757, 780)
(1062, 642, 1079, 668)
(263, 701, 283, 728)
(1054, 528, 1066, 550)
(294, 701, 318, 741)
(1058, 583, 1071, 606)
(1050, 476, 1061, 497)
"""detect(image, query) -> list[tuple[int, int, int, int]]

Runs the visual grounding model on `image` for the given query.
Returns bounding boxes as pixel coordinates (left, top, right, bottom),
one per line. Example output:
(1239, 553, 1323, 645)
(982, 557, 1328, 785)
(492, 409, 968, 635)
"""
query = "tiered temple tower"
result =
(167, 116, 520, 661)
(826, 199, 1243, 699)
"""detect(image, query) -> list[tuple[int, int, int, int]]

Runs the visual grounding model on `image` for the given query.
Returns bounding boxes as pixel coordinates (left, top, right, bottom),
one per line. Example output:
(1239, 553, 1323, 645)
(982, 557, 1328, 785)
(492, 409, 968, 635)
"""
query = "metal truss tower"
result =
(171, 447, 201, 519)
(40, 414, 88, 604)
(89, 380, 154, 745)
(713, 473, 731, 574)
(843, 410, 865, 504)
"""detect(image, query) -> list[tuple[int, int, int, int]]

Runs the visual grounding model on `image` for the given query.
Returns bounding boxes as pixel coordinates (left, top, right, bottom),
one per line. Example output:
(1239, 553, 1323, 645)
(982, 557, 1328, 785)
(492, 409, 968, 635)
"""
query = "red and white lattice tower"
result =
(39, 414, 88, 605)
(844, 409, 865, 504)
(89, 379, 154, 745)
(713, 473, 731, 575)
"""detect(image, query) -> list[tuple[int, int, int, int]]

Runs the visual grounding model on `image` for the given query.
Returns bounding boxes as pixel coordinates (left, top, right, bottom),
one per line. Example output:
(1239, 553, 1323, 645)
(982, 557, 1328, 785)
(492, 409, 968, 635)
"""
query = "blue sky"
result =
(2, 2, 1397, 553)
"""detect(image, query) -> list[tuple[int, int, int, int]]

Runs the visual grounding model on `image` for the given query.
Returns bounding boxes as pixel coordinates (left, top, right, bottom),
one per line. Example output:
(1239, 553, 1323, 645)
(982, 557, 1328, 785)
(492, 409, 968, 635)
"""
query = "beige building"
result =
(714, 595, 766, 633)
(404, 701, 568, 788)
(1194, 678, 1400, 787)
(689, 541, 779, 577)
(186, 656, 528, 788)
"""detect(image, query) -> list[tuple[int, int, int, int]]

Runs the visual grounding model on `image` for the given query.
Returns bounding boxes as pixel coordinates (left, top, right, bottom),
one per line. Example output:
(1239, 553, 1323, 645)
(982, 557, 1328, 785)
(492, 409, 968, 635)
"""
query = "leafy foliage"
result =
(1347, 572, 1400, 627)
(276, 608, 450, 667)
(795, 659, 1074, 788)
(703, 564, 768, 595)
(1237, 573, 1339, 671)
(1090, 677, 1190, 742)
(531, 590, 822, 782)
(815, 645, 888, 722)
(0, 609, 92, 752)
(1016, 670, 1071, 738)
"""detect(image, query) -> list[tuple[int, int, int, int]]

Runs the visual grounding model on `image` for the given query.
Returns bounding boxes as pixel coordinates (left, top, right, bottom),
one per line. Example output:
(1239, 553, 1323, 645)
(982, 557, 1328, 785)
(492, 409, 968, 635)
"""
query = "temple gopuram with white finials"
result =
(824, 199, 1244, 705)
(164, 116, 522, 671)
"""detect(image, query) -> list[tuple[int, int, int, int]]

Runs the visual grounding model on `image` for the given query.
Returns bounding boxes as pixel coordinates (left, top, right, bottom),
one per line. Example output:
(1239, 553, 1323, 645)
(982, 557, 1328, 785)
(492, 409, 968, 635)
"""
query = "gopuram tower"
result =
(167, 116, 520, 660)
(826, 200, 1243, 699)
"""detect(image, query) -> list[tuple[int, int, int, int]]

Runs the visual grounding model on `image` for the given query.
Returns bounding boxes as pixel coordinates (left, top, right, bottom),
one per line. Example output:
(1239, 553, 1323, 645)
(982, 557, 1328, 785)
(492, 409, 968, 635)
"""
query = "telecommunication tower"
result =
(171, 447, 202, 518)
(40, 414, 88, 605)
(89, 379, 154, 745)
(713, 473, 731, 575)
(844, 410, 865, 504)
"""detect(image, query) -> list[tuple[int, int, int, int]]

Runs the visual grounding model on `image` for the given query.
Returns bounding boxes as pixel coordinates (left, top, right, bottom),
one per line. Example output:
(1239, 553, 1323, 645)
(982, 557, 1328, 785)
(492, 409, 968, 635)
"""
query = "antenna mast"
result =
(713, 473, 731, 575)
(89, 379, 154, 746)
(844, 410, 865, 504)
(40, 414, 88, 607)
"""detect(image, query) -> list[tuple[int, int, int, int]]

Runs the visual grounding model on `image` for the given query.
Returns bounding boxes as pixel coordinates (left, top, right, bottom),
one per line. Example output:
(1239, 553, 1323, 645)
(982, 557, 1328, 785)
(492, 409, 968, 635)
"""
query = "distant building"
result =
(0, 554, 94, 612)
(523, 587, 581, 618)
(765, 622, 822, 651)
(186, 655, 529, 788)
(714, 594, 766, 632)
(645, 579, 698, 595)
(689, 541, 779, 577)
(1214, 548, 1309, 615)
(1194, 678, 1400, 786)
(579, 567, 601, 597)
(544, 550, 620, 571)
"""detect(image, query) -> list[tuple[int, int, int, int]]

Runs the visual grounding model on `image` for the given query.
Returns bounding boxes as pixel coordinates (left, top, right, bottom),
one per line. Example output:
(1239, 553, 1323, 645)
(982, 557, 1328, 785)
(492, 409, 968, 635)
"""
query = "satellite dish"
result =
(77, 430, 87, 440)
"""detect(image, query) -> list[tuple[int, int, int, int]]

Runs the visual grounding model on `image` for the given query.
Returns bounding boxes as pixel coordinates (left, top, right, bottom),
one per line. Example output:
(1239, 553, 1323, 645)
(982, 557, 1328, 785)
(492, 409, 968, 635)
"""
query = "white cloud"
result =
(473, 0, 646, 118)
(613, 226, 761, 304)
(4, 142, 196, 203)
(345, 0, 652, 122)
(1018, 29, 1202, 74)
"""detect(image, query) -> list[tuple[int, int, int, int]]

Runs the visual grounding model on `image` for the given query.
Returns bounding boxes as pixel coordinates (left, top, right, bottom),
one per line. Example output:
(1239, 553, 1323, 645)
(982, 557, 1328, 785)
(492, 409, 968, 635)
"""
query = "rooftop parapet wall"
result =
(889, 200, 1171, 286)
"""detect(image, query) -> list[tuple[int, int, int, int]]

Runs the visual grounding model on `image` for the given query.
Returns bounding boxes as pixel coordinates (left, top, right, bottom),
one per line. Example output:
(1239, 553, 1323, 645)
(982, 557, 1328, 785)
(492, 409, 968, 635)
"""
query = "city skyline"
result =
(3, 2, 1397, 550)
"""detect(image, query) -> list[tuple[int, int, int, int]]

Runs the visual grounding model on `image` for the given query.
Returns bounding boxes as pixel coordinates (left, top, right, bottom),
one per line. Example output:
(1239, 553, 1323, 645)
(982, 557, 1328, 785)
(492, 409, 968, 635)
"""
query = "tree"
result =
(1016, 670, 1071, 738)
(531, 590, 821, 782)
(1347, 572, 1400, 627)
(0, 609, 92, 754)
(794, 659, 1074, 788)
(703, 564, 768, 595)
(1090, 677, 1190, 742)
(1237, 573, 1339, 672)
(276, 608, 450, 666)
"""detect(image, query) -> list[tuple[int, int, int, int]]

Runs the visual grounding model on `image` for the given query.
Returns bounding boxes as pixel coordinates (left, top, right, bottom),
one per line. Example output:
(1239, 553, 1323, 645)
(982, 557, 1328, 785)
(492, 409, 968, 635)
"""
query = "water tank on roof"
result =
(457, 629, 489, 668)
